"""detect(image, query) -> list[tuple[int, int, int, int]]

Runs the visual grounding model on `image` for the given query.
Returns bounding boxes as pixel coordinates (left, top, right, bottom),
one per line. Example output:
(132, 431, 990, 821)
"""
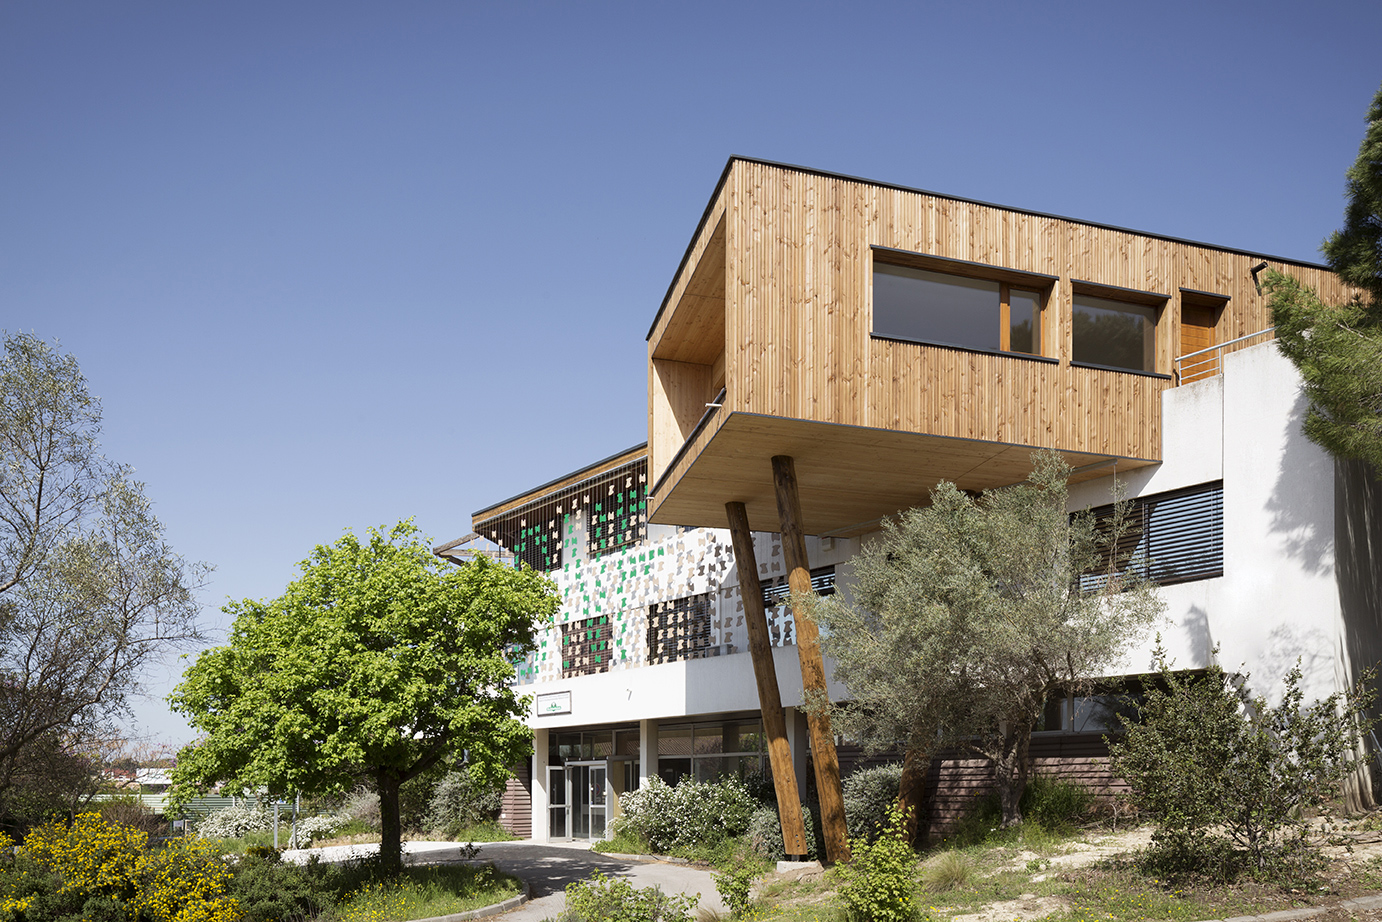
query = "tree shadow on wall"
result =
(1264, 391, 1335, 577)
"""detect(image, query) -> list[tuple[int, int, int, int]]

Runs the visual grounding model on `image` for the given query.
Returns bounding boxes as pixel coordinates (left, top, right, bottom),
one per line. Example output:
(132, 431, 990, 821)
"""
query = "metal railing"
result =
(1174, 327, 1275, 384)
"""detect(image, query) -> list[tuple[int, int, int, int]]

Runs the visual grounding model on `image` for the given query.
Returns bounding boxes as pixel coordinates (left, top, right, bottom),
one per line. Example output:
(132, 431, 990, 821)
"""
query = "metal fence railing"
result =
(1175, 327, 1276, 384)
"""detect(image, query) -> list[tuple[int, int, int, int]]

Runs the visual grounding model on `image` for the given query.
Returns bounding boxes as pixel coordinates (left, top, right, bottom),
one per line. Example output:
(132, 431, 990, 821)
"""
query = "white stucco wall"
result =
(1068, 342, 1347, 705)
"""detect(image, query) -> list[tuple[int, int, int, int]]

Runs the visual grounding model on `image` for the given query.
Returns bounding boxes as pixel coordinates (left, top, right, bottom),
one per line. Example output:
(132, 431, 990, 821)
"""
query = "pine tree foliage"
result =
(806, 451, 1163, 827)
(1270, 83, 1382, 472)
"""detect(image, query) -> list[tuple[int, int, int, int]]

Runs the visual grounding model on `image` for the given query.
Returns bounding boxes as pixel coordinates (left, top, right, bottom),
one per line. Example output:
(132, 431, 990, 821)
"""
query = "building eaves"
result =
(471, 442, 648, 521)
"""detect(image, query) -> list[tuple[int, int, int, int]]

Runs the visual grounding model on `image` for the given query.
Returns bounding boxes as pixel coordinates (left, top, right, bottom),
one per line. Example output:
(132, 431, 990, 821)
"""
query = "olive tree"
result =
(807, 451, 1163, 828)
(170, 522, 559, 870)
(0, 331, 206, 826)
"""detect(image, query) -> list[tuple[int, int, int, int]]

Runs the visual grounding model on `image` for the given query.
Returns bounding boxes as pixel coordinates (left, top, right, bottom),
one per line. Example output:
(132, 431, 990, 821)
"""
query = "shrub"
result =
(712, 863, 756, 918)
(1019, 774, 1094, 831)
(292, 814, 344, 847)
(341, 787, 381, 830)
(618, 776, 755, 853)
(836, 804, 918, 922)
(8, 813, 240, 922)
(843, 763, 903, 843)
(424, 768, 505, 837)
(229, 855, 342, 922)
(945, 775, 1094, 847)
(97, 796, 166, 837)
(1108, 650, 1373, 881)
(746, 804, 822, 862)
(561, 870, 698, 922)
(133, 837, 240, 922)
(193, 804, 274, 840)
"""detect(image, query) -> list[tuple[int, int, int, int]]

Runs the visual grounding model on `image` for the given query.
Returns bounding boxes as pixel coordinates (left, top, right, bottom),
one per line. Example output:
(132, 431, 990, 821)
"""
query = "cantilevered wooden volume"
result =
(725, 501, 809, 858)
(646, 158, 1359, 537)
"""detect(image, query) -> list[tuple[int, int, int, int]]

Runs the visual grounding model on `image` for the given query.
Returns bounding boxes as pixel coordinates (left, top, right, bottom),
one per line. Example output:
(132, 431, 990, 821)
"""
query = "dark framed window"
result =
(561, 615, 613, 678)
(648, 593, 715, 665)
(873, 263, 1043, 356)
(1072, 294, 1158, 373)
(762, 565, 837, 608)
(1082, 481, 1224, 589)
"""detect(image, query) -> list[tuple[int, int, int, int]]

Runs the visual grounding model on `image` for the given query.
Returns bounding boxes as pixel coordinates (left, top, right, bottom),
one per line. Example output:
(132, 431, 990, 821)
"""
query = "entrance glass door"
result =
(567, 762, 607, 840)
(547, 767, 567, 839)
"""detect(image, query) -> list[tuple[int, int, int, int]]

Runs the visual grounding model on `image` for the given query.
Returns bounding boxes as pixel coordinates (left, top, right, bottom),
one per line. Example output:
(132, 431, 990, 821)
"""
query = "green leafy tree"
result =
(0, 331, 206, 828)
(170, 522, 558, 870)
(808, 452, 1163, 828)
(1269, 83, 1382, 471)
(1109, 647, 1374, 880)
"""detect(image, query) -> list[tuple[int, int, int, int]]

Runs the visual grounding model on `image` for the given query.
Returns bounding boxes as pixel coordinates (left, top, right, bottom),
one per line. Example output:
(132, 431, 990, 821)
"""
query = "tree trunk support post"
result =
(725, 501, 810, 859)
(771, 455, 851, 864)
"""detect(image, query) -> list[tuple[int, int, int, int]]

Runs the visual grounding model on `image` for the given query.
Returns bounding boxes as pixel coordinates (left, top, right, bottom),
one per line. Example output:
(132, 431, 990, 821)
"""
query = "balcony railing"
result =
(1174, 327, 1275, 385)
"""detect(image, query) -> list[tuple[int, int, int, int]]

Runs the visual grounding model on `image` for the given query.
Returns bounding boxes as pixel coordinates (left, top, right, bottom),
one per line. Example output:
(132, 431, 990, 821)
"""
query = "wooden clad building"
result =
(647, 157, 1354, 536)
(451, 158, 1375, 847)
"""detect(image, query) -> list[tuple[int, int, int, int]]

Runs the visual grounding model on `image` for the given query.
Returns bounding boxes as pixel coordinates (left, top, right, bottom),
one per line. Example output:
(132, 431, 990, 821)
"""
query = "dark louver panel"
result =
(1085, 481, 1223, 587)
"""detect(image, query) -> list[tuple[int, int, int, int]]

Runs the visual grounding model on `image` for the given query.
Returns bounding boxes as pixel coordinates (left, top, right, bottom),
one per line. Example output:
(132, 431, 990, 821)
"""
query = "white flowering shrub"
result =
(292, 814, 343, 847)
(193, 805, 274, 840)
(617, 776, 755, 853)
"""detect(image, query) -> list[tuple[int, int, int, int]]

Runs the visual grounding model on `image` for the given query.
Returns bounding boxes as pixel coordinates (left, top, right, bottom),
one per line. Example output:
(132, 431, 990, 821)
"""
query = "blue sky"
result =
(3, 1, 1379, 744)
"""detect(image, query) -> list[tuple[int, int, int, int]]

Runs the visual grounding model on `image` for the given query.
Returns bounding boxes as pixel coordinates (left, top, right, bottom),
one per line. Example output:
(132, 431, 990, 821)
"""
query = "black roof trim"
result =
(647, 159, 736, 342)
(1179, 286, 1232, 302)
(472, 442, 648, 520)
(645, 156, 1329, 341)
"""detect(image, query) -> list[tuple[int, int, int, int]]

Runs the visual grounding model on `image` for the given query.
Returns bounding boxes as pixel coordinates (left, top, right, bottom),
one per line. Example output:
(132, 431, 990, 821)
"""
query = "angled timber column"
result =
(725, 502, 809, 859)
(771, 455, 850, 864)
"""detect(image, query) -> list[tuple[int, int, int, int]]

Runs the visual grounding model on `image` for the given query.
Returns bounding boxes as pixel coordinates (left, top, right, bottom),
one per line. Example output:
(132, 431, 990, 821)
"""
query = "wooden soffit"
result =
(649, 413, 1154, 536)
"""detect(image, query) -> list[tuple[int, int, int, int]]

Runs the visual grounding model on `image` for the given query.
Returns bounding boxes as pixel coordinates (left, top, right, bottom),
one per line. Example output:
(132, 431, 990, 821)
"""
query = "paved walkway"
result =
(283, 840, 725, 921)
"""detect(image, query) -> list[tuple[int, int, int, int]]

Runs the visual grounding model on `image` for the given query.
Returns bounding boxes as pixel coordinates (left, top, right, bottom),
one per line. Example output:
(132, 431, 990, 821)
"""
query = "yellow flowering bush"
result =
(22, 811, 147, 899)
(2, 813, 240, 922)
(135, 837, 239, 922)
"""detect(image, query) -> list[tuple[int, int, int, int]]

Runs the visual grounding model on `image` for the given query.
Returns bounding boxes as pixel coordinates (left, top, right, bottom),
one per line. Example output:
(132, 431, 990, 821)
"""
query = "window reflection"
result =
(873, 262, 1043, 357)
(1072, 295, 1157, 372)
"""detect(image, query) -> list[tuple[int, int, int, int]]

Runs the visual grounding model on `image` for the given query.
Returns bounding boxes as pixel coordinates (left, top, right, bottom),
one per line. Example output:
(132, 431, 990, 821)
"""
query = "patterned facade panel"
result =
(476, 457, 649, 573)
(648, 593, 715, 664)
(511, 528, 801, 686)
(561, 616, 613, 678)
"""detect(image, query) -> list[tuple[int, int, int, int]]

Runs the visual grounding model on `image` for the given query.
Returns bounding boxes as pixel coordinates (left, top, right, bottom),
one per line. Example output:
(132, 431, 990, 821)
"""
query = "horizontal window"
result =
(1036, 691, 1140, 732)
(1081, 481, 1224, 589)
(873, 264, 1042, 356)
(762, 565, 837, 608)
(1072, 294, 1158, 373)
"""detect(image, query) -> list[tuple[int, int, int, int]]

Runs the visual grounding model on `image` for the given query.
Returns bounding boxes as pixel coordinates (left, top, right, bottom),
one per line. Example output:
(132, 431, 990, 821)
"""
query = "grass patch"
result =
(337, 864, 521, 922)
(202, 828, 287, 854)
(590, 827, 653, 855)
(446, 820, 517, 842)
(921, 851, 977, 892)
(1046, 863, 1268, 922)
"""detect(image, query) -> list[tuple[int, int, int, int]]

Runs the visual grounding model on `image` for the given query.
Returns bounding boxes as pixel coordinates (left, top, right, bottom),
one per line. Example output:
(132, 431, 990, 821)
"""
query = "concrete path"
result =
(283, 840, 725, 921)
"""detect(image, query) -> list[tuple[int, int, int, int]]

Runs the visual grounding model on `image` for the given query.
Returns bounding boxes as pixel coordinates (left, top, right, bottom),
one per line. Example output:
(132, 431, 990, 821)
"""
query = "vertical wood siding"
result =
(498, 762, 532, 839)
(701, 161, 1355, 463)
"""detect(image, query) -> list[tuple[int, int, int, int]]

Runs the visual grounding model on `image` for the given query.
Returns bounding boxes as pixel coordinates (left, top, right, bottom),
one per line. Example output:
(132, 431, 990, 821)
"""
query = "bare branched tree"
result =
(0, 331, 206, 826)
